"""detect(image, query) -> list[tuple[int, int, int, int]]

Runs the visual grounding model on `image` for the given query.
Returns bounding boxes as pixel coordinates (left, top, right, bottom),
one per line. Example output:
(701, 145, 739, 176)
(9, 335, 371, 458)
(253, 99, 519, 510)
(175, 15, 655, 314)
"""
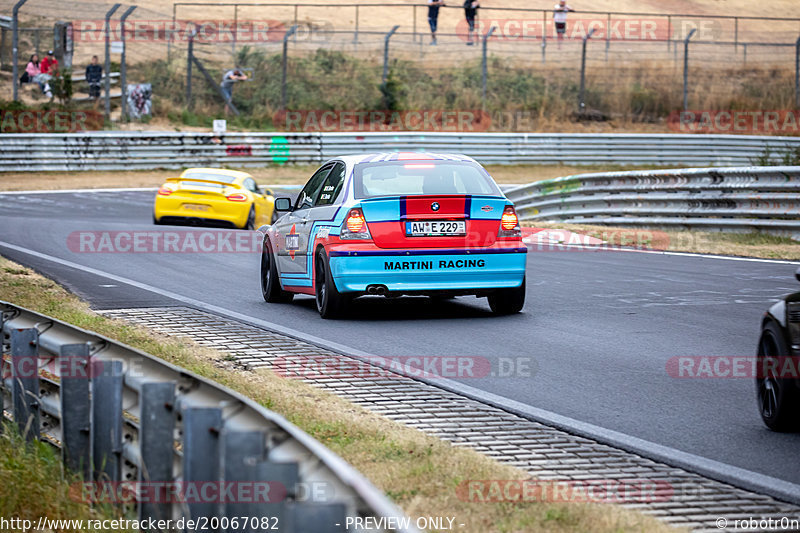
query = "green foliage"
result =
(751, 144, 800, 166)
(50, 69, 73, 105)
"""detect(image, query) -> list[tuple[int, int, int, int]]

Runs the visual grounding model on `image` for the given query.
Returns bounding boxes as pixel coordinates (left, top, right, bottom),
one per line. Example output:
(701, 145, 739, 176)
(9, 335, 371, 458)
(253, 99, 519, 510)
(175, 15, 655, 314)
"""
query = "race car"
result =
(258, 153, 528, 318)
(756, 267, 800, 431)
(154, 168, 276, 229)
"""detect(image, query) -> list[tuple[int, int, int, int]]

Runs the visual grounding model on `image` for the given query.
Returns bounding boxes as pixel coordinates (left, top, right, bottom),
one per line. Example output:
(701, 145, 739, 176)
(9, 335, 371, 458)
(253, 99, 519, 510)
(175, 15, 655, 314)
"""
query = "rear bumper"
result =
(328, 246, 527, 293)
(154, 198, 249, 227)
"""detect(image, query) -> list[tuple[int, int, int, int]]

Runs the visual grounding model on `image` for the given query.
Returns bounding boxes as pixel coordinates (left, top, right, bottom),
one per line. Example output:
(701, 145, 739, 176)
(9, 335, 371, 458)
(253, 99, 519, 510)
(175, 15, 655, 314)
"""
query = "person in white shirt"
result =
(553, 0, 575, 48)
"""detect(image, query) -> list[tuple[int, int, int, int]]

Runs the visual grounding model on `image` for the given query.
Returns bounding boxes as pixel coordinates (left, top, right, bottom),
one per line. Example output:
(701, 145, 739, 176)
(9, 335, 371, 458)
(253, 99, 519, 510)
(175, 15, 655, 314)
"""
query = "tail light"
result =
(340, 208, 371, 240)
(157, 187, 173, 196)
(226, 193, 248, 202)
(498, 206, 521, 238)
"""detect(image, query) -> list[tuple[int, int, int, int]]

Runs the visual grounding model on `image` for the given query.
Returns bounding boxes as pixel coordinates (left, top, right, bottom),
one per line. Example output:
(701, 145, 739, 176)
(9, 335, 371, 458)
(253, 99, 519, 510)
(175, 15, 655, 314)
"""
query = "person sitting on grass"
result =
(26, 53, 53, 98)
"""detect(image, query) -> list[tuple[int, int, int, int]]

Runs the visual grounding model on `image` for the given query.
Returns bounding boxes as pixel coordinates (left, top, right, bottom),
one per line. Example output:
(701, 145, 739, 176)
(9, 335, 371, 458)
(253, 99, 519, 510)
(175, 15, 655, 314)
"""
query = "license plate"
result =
(405, 220, 466, 236)
(182, 204, 209, 212)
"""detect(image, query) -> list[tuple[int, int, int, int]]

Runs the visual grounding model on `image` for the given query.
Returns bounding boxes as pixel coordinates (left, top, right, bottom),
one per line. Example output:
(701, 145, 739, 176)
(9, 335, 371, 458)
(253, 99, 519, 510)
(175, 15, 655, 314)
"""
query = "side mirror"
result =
(274, 197, 293, 212)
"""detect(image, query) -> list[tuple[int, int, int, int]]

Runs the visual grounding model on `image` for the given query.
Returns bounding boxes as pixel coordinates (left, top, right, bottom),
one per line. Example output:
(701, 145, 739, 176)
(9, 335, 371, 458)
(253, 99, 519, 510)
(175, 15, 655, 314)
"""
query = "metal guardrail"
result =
(504, 166, 800, 234)
(0, 301, 417, 533)
(3, 132, 800, 171)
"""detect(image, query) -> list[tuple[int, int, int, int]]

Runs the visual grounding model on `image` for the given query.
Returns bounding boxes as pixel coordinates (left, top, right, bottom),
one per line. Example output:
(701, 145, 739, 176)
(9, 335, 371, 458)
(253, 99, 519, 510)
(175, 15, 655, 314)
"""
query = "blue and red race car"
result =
(258, 153, 527, 318)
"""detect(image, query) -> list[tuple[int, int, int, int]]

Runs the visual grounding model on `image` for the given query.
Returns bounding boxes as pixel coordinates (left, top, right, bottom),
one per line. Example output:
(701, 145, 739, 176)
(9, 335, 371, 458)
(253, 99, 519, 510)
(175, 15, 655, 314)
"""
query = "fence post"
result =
(605, 13, 610, 62)
(482, 26, 496, 110)
(541, 9, 547, 64)
(796, 35, 800, 109)
(281, 25, 298, 110)
(353, 5, 359, 44)
(683, 28, 697, 112)
(11, 0, 28, 102)
(104, 3, 122, 121)
(119, 5, 137, 123)
(186, 27, 196, 110)
(578, 27, 597, 114)
(232, 5, 238, 56)
(0, 28, 5, 71)
(382, 25, 400, 85)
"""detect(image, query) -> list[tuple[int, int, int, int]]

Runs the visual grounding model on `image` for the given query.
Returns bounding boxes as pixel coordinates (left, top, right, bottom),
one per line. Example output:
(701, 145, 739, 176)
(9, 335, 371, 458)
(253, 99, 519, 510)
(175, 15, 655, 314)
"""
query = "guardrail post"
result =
(221, 431, 265, 524)
(139, 381, 176, 523)
(11, 328, 39, 441)
(481, 27, 496, 110)
(104, 3, 122, 121)
(382, 25, 400, 86)
(255, 460, 300, 526)
(119, 5, 137, 123)
(92, 359, 123, 481)
(281, 25, 298, 110)
(60, 344, 91, 479)
(578, 27, 597, 115)
(182, 406, 222, 522)
(683, 28, 697, 112)
(11, 0, 29, 102)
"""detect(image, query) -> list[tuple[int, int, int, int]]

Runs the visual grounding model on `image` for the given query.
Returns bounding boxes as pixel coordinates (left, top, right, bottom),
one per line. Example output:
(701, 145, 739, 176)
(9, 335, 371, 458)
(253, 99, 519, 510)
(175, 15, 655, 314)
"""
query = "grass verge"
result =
(0, 255, 678, 533)
(0, 423, 136, 531)
(530, 221, 800, 261)
(0, 164, 676, 192)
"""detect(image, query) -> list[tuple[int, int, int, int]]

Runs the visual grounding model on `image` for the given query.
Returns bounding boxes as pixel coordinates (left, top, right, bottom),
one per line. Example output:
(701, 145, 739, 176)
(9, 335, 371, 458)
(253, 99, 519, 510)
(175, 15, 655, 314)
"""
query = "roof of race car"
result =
(332, 152, 478, 166)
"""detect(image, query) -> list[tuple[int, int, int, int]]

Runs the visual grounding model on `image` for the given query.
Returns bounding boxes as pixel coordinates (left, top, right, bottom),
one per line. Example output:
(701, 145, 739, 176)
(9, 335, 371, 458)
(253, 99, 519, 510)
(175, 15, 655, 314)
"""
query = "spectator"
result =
(428, 0, 444, 45)
(26, 53, 52, 98)
(85, 55, 103, 107)
(23, 54, 39, 85)
(464, 0, 479, 45)
(220, 68, 247, 114)
(41, 50, 59, 76)
(553, 0, 575, 49)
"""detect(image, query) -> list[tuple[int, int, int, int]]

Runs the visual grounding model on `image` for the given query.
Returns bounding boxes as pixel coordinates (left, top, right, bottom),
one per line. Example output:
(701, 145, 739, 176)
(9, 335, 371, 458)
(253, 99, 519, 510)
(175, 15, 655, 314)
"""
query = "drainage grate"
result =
(99, 307, 800, 532)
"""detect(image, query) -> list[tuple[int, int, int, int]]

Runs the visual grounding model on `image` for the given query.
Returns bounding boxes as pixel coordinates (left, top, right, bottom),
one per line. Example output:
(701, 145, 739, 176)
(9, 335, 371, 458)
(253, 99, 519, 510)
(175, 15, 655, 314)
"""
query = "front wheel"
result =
(315, 250, 348, 319)
(487, 277, 526, 315)
(756, 321, 800, 431)
(261, 238, 294, 303)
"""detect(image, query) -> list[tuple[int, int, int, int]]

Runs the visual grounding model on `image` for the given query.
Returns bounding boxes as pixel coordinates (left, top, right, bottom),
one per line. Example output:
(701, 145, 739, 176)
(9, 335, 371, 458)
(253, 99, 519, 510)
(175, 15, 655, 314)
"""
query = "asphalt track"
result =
(1, 189, 800, 487)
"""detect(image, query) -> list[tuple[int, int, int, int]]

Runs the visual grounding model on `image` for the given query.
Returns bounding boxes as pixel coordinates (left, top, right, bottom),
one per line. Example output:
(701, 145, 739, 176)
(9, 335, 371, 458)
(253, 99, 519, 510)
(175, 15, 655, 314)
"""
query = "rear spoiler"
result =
(166, 177, 241, 188)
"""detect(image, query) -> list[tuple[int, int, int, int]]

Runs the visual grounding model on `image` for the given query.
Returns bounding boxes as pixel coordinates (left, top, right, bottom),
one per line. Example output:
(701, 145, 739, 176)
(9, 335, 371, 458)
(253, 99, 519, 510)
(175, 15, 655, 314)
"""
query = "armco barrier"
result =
(1, 301, 418, 533)
(504, 166, 800, 234)
(3, 132, 800, 171)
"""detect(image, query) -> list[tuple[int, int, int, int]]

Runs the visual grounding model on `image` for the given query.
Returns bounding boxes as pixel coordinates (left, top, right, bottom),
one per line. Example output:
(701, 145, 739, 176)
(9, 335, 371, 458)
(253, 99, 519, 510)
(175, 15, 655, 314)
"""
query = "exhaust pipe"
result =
(366, 284, 388, 296)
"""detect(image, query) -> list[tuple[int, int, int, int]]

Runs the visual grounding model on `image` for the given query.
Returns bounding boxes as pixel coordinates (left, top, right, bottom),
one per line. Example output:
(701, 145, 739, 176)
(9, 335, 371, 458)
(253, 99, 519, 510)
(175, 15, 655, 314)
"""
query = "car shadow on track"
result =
(290, 294, 511, 321)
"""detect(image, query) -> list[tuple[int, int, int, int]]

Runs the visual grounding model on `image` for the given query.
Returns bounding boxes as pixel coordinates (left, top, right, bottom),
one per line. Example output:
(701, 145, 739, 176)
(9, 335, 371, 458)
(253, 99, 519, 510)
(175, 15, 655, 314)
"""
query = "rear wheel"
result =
(244, 206, 256, 230)
(756, 321, 800, 431)
(261, 238, 294, 303)
(315, 250, 347, 319)
(488, 277, 526, 315)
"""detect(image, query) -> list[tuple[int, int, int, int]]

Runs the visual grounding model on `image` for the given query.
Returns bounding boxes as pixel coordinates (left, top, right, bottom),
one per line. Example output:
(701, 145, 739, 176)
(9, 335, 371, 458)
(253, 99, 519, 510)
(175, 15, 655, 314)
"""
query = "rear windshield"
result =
(353, 161, 501, 199)
(180, 172, 238, 188)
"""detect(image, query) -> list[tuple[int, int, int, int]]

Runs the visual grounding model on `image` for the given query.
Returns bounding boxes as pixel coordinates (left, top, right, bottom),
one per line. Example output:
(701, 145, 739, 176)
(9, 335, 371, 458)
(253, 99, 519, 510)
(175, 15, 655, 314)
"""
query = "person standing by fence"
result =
(220, 68, 247, 115)
(428, 0, 444, 45)
(464, 0, 479, 45)
(85, 55, 103, 109)
(553, 0, 575, 49)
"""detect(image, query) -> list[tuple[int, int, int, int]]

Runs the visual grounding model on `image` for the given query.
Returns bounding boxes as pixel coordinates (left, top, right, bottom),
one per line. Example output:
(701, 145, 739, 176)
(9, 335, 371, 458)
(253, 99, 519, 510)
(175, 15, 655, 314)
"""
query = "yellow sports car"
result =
(153, 168, 277, 229)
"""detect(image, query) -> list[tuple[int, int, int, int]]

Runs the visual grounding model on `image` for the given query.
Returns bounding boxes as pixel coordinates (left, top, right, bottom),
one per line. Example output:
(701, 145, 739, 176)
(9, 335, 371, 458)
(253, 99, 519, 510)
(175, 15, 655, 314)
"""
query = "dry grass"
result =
(0, 164, 671, 191)
(0, 255, 680, 533)
(530, 221, 800, 260)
